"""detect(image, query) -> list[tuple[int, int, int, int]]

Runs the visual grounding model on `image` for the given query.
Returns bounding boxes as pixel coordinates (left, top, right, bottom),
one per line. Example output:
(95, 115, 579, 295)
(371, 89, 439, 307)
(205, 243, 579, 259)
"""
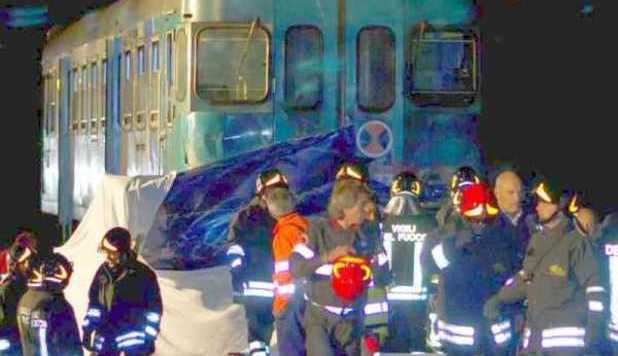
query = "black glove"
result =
(483, 295, 502, 321)
(82, 328, 95, 351)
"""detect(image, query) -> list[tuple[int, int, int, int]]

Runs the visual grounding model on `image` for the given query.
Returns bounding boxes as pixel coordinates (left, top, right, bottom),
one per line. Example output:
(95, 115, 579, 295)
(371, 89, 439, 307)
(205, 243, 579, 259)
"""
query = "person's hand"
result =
(483, 295, 502, 321)
(82, 328, 95, 351)
(326, 245, 356, 262)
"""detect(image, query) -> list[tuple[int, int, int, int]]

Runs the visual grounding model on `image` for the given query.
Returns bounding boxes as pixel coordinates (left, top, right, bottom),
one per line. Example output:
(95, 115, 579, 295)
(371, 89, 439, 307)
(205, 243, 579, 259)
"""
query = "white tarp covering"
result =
(55, 174, 248, 355)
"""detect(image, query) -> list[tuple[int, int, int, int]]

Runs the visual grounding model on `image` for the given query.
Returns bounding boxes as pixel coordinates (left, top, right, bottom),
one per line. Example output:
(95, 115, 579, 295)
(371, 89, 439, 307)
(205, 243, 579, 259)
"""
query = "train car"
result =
(40, 0, 482, 237)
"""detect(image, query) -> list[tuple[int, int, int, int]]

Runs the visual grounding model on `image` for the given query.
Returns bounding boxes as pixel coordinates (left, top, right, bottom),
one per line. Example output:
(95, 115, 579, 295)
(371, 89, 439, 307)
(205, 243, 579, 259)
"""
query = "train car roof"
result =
(42, 0, 182, 65)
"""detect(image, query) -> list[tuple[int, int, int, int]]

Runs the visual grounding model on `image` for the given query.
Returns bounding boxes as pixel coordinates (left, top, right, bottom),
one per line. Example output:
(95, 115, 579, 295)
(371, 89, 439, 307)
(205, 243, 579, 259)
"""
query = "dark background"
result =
(0, 0, 615, 246)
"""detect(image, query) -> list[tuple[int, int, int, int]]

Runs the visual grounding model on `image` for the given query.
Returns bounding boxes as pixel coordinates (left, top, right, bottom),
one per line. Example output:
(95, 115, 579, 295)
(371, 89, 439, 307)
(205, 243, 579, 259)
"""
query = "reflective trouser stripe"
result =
(540, 327, 586, 349)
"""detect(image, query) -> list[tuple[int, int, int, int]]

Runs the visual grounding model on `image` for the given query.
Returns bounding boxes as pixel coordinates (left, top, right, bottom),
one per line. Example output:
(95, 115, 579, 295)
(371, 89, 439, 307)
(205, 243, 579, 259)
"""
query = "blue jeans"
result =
(276, 297, 306, 356)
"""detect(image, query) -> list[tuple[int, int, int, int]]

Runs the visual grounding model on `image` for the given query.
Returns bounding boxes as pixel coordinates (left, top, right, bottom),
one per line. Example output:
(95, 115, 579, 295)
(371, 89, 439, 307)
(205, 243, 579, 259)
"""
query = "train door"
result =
(87, 39, 107, 194)
(106, 37, 122, 175)
(272, 0, 338, 142)
(41, 65, 60, 215)
(58, 56, 74, 239)
(159, 30, 174, 173)
(121, 30, 137, 175)
(133, 25, 150, 175)
(345, 0, 405, 180)
(148, 32, 163, 175)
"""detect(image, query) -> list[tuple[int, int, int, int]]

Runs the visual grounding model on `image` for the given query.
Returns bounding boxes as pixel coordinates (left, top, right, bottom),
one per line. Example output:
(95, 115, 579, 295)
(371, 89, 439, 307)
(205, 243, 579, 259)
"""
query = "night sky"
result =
(0, 0, 615, 246)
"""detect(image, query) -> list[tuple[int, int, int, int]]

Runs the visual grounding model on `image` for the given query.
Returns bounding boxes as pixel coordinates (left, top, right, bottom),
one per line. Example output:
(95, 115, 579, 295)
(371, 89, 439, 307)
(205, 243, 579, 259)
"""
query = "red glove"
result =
(363, 333, 380, 354)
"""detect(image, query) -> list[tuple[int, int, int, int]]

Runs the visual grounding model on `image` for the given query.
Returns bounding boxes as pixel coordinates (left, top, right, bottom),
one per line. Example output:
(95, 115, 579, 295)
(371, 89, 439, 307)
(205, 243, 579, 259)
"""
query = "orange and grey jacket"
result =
(272, 212, 309, 316)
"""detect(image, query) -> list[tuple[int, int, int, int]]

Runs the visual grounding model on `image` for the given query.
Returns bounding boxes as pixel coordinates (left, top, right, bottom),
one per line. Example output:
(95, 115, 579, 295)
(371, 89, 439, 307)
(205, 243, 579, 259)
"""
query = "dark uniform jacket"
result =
(226, 204, 276, 289)
(496, 214, 604, 338)
(87, 258, 162, 354)
(382, 212, 437, 299)
(291, 217, 389, 311)
(17, 289, 82, 356)
(428, 218, 519, 323)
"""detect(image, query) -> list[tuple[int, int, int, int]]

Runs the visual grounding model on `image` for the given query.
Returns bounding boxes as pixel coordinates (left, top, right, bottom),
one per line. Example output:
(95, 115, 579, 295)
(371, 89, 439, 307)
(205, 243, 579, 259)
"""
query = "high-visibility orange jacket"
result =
(272, 212, 309, 316)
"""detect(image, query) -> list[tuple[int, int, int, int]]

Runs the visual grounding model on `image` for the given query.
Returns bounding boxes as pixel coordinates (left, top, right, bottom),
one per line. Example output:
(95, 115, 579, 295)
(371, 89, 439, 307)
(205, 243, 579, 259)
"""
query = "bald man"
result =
(493, 170, 533, 265)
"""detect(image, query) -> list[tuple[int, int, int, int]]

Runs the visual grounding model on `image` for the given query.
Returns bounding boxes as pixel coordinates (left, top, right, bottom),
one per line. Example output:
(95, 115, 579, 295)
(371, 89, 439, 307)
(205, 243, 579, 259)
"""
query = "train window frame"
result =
(90, 62, 99, 136)
(356, 26, 396, 113)
(407, 29, 478, 107)
(80, 65, 89, 135)
(101, 59, 107, 130)
(284, 25, 324, 111)
(137, 45, 146, 76)
(166, 32, 174, 87)
(49, 72, 57, 134)
(194, 22, 271, 105)
(71, 68, 78, 131)
(175, 28, 187, 102)
(152, 40, 160, 72)
(124, 50, 132, 82)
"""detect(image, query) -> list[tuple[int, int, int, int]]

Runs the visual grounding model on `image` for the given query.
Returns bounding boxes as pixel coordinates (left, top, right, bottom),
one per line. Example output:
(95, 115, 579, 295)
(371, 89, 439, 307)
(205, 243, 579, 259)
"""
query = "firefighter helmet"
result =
(256, 169, 289, 196)
(336, 162, 369, 184)
(531, 177, 563, 205)
(39, 253, 73, 291)
(331, 256, 372, 303)
(450, 166, 480, 194)
(459, 182, 500, 221)
(390, 171, 422, 197)
(100, 227, 132, 254)
(9, 231, 37, 264)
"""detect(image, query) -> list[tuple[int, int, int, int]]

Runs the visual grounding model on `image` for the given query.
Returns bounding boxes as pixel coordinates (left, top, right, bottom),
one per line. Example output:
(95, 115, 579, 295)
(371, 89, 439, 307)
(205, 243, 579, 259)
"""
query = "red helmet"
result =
(331, 256, 372, 303)
(459, 183, 499, 222)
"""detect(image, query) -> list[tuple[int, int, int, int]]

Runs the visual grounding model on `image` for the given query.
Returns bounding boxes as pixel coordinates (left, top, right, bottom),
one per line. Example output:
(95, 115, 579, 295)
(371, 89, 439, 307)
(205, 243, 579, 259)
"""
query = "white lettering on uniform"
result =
(606, 244, 618, 256)
(384, 224, 427, 242)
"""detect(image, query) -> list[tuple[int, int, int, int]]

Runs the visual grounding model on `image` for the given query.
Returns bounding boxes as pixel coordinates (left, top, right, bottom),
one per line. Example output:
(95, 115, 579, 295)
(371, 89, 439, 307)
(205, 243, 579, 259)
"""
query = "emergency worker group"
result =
(1, 161, 618, 356)
(225, 162, 618, 356)
(0, 227, 162, 355)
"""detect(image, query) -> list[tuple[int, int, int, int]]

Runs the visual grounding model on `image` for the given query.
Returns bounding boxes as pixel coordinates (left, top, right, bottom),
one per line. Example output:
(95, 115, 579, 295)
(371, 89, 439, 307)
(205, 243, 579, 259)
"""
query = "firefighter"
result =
(425, 182, 519, 355)
(380, 171, 437, 353)
(263, 170, 308, 356)
(82, 227, 162, 356)
(435, 166, 481, 229)
(17, 252, 82, 356)
(225, 169, 285, 355)
(0, 231, 38, 355)
(484, 178, 605, 355)
(291, 180, 389, 356)
(334, 161, 391, 353)
(599, 212, 618, 355)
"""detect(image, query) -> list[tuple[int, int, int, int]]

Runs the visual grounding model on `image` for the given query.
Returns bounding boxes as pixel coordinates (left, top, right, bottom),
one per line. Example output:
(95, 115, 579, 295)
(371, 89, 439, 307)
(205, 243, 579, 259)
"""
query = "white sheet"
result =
(55, 174, 249, 355)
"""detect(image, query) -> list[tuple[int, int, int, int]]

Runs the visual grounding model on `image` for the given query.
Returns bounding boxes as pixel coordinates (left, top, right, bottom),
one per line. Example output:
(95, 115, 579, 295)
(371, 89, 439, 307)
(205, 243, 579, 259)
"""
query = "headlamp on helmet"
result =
(459, 183, 500, 222)
(336, 163, 369, 184)
(450, 166, 480, 194)
(256, 169, 289, 196)
(391, 171, 422, 197)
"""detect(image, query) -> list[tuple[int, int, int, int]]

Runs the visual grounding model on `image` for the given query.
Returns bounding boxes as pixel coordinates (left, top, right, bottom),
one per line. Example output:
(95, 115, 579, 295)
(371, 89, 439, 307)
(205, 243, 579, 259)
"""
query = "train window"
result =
(152, 41, 160, 72)
(138, 45, 146, 75)
(408, 31, 477, 106)
(125, 51, 132, 81)
(43, 76, 49, 135)
(357, 26, 396, 112)
(166, 33, 173, 87)
(196, 24, 270, 104)
(175, 29, 187, 101)
(284, 26, 323, 111)
(49, 74, 56, 133)
(101, 59, 107, 124)
(91, 63, 97, 119)
(70, 69, 78, 130)
(81, 66, 88, 133)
